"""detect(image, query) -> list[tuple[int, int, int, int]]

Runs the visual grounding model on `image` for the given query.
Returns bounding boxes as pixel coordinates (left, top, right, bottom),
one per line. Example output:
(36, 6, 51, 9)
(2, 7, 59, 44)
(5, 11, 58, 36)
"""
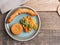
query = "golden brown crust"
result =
(7, 11, 18, 23)
(7, 8, 36, 23)
(18, 9, 36, 16)
(11, 23, 23, 35)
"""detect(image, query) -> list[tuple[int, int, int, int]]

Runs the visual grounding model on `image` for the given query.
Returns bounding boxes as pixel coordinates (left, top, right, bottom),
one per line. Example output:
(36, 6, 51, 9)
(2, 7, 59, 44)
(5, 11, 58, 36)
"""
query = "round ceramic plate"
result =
(5, 6, 41, 41)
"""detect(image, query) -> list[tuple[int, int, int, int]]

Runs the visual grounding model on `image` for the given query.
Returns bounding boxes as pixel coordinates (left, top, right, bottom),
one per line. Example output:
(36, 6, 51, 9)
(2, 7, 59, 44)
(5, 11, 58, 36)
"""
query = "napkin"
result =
(0, 0, 29, 14)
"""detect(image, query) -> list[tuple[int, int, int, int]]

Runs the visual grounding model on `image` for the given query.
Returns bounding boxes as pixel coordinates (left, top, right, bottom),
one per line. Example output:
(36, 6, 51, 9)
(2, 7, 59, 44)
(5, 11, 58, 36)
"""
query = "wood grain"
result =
(0, 12, 60, 45)
(38, 12, 60, 30)
(24, 0, 59, 11)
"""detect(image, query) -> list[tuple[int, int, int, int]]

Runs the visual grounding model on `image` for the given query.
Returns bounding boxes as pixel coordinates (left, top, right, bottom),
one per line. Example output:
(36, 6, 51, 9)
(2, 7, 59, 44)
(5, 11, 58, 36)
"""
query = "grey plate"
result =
(5, 6, 41, 41)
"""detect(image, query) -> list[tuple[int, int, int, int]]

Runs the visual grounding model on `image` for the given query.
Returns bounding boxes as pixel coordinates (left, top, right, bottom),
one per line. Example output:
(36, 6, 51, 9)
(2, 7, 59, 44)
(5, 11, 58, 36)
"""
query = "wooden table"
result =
(24, 0, 59, 11)
(0, 11, 60, 45)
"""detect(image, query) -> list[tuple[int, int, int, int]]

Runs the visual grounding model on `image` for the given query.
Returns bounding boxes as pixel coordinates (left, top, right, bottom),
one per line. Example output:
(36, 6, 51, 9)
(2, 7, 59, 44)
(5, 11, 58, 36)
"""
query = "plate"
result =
(5, 6, 41, 41)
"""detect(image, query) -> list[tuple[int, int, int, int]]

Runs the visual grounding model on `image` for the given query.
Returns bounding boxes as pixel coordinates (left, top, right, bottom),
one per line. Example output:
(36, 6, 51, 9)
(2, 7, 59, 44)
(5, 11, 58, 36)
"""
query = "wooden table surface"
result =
(0, 11, 60, 45)
(24, 0, 59, 11)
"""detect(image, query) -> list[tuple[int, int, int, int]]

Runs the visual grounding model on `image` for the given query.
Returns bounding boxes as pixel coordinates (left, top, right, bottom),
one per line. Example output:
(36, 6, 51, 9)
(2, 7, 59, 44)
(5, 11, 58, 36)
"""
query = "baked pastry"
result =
(7, 8, 36, 23)
(11, 23, 23, 35)
(18, 8, 36, 16)
(7, 11, 18, 23)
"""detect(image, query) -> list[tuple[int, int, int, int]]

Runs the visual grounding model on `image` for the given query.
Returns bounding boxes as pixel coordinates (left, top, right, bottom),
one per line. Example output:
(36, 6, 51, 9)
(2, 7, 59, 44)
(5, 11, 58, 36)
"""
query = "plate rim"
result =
(5, 6, 41, 41)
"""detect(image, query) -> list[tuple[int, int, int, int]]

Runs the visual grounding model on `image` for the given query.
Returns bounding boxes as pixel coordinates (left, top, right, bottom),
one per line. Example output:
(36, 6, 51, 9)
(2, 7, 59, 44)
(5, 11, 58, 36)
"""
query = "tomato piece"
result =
(25, 27, 29, 32)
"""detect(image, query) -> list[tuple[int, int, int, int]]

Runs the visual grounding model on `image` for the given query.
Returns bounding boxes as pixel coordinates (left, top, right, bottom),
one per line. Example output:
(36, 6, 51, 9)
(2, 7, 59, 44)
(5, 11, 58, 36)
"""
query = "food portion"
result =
(7, 12, 18, 23)
(20, 16, 38, 32)
(7, 7, 39, 35)
(7, 8, 36, 23)
(11, 23, 23, 35)
(10, 16, 38, 35)
(18, 8, 36, 16)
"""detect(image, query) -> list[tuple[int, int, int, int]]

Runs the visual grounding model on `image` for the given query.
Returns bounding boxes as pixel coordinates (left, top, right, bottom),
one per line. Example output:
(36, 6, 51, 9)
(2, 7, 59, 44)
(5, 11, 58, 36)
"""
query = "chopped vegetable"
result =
(20, 19, 25, 25)
(28, 24, 31, 28)
(33, 25, 38, 30)
(20, 16, 38, 33)
(24, 27, 29, 32)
